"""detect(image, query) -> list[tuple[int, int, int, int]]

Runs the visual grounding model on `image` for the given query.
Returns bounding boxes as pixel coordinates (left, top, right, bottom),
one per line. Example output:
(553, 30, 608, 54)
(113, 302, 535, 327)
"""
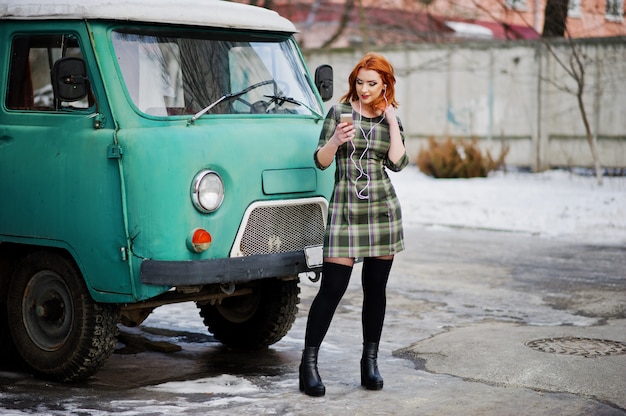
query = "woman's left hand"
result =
(384, 104, 405, 164)
(384, 105, 396, 120)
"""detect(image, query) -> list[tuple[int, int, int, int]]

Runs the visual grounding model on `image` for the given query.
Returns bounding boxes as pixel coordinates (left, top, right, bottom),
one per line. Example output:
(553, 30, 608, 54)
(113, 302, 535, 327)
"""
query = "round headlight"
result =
(191, 170, 224, 213)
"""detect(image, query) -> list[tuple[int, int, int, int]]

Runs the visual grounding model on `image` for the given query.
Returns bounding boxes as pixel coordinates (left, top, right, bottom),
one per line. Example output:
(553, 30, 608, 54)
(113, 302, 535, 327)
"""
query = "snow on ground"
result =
(393, 165, 626, 245)
(137, 166, 625, 398)
(146, 164, 626, 335)
(5, 165, 617, 410)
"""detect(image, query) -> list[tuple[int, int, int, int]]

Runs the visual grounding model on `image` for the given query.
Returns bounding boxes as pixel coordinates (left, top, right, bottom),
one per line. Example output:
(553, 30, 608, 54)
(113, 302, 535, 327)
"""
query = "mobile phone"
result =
(340, 113, 353, 125)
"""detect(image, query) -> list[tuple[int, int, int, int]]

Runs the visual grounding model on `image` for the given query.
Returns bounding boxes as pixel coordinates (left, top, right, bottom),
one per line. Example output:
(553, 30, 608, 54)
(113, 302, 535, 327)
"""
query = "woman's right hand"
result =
(330, 122, 355, 147)
(315, 122, 356, 169)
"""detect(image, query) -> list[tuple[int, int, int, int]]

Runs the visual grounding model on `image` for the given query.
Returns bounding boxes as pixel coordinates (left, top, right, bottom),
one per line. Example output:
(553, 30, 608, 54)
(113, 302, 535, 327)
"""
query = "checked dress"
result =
(314, 102, 410, 258)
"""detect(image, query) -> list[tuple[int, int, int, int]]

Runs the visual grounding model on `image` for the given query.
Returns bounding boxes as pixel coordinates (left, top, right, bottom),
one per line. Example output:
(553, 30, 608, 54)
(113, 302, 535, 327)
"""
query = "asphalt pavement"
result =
(388, 226, 626, 414)
(1, 226, 625, 415)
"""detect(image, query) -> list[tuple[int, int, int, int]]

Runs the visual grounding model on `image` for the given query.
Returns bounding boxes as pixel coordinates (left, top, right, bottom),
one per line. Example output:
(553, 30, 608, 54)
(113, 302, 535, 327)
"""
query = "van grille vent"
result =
(239, 203, 325, 256)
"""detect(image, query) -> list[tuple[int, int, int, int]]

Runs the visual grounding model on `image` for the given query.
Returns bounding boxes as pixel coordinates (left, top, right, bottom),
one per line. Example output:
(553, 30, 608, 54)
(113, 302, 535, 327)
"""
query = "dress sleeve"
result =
(313, 105, 339, 171)
(384, 116, 410, 172)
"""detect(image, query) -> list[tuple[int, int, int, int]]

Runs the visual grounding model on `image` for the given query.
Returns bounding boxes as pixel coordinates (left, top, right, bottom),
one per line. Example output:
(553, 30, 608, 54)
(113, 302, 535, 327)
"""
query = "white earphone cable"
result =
(350, 95, 387, 200)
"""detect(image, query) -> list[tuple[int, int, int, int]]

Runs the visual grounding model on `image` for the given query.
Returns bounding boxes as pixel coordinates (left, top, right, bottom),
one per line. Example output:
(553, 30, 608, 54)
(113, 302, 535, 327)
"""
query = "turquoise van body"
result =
(0, 0, 334, 381)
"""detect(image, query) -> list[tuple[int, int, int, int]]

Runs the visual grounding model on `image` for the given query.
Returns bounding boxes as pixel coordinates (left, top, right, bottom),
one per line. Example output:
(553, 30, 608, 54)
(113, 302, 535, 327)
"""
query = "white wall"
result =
(304, 37, 626, 170)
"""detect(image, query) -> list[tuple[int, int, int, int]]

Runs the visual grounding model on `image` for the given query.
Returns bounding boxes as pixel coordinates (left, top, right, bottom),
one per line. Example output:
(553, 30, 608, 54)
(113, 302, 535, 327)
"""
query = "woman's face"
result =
(355, 68, 384, 108)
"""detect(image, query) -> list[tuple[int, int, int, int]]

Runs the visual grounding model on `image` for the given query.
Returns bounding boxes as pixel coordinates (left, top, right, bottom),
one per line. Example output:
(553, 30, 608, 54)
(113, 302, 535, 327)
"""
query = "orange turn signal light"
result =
(188, 228, 212, 253)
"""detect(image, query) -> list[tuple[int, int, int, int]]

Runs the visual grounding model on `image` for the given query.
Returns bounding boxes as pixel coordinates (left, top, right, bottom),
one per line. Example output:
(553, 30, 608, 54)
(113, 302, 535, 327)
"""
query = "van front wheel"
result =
(7, 251, 119, 382)
(197, 278, 300, 349)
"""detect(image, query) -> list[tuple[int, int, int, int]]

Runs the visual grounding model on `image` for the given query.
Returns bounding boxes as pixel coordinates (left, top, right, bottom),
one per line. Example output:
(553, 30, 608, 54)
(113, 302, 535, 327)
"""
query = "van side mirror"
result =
(52, 57, 89, 102)
(315, 64, 333, 102)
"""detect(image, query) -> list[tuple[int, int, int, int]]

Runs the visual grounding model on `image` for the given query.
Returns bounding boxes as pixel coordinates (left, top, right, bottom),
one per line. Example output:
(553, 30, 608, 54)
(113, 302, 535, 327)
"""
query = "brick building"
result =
(236, 0, 625, 47)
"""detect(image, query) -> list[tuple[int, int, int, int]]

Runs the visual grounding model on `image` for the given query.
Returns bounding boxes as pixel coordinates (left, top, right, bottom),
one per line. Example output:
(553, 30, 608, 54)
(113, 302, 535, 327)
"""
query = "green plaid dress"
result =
(315, 103, 410, 258)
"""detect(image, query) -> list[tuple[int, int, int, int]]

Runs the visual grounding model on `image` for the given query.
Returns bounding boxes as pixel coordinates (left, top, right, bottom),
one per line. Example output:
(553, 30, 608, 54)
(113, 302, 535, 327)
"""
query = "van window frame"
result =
(5, 31, 95, 113)
(109, 25, 322, 119)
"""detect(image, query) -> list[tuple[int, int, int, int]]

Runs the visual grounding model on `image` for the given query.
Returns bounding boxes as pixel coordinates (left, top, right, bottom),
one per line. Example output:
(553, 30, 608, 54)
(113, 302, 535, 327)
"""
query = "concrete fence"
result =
(304, 37, 626, 170)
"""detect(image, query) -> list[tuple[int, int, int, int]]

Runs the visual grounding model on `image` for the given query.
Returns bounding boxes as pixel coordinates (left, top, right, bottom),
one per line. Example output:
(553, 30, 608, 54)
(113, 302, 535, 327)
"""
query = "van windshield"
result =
(111, 29, 322, 117)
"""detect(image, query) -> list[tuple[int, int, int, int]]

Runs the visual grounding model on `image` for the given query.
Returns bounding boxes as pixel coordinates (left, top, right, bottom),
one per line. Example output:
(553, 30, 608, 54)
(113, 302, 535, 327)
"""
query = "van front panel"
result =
(101, 24, 333, 287)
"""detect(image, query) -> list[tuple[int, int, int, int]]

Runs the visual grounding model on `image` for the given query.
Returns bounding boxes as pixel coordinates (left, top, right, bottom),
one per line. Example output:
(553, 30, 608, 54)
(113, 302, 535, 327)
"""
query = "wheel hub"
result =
(35, 298, 65, 320)
(23, 271, 73, 351)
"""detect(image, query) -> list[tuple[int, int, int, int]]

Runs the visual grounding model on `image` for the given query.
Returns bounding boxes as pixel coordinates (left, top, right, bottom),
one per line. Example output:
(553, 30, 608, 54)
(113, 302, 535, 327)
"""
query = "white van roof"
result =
(0, 0, 297, 33)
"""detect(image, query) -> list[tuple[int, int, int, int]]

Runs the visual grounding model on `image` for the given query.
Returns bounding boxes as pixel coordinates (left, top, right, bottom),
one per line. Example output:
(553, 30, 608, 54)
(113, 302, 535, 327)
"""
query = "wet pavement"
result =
(1, 226, 625, 415)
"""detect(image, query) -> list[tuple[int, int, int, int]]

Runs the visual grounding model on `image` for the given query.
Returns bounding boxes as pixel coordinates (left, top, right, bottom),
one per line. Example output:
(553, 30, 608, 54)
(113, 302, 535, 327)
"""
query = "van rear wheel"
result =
(197, 278, 299, 349)
(7, 251, 119, 382)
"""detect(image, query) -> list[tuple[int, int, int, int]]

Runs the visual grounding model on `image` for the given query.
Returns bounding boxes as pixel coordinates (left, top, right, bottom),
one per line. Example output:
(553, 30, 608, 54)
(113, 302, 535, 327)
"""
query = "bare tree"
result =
(253, 0, 606, 180)
(543, 37, 603, 184)
(357, 0, 371, 50)
(540, 0, 603, 183)
(542, 0, 569, 37)
(320, 0, 356, 48)
(464, 0, 603, 183)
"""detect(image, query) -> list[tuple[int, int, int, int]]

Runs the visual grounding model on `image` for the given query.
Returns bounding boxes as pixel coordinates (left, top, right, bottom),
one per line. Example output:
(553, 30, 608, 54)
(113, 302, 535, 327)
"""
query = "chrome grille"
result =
(238, 201, 326, 256)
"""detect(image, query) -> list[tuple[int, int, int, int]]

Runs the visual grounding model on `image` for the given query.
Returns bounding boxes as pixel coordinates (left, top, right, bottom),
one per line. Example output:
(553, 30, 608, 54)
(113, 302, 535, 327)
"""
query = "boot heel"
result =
(299, 347, 326, 397)
(361, 342, 384, 390)
(361, 371, 384, 390)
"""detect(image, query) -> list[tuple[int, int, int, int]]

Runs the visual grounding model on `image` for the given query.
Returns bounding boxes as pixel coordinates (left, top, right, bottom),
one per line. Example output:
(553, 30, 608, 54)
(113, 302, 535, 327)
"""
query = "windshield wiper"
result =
(264, 95, 323, 120)
(188, 80, 275, 125)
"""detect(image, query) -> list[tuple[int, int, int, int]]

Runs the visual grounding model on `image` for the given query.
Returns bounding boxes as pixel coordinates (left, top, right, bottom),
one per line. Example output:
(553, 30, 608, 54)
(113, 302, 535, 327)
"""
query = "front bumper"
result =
(140, 249, 321, 286)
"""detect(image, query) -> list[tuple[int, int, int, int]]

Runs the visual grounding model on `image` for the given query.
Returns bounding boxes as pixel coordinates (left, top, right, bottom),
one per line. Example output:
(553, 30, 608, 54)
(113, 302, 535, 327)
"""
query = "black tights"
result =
(361, 257, 393, 343)
(304, 258, 393, 348)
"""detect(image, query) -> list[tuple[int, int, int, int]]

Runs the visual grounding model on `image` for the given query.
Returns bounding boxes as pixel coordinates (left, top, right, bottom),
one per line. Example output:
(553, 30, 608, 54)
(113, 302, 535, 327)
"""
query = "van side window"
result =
(6, 34, 92, 111)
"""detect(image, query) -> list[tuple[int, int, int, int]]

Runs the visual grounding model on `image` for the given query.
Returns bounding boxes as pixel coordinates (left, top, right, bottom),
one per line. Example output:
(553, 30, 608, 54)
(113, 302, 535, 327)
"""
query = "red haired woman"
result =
(299, 52, 409, 396)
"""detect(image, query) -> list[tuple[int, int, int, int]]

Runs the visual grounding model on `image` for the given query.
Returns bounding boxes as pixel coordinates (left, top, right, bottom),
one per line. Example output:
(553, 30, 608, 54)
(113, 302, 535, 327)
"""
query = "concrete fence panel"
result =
(304, 37, 626, 170)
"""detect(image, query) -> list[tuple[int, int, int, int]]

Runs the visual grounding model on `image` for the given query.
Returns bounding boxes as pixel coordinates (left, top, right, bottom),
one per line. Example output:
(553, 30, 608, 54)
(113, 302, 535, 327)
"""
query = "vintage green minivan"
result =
(0, 0, 335, 381)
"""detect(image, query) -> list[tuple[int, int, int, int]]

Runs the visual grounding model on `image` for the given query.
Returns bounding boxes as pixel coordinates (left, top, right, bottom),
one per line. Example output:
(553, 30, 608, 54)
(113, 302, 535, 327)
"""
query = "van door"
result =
(0, 25, 131, 299)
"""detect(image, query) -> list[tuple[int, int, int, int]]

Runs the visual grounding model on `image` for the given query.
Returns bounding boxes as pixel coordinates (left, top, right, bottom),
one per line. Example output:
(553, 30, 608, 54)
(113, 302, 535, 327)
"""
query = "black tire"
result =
(197, 278, 300, 349)
(0, 252, 16, 358)
(6, 251, 119, 382)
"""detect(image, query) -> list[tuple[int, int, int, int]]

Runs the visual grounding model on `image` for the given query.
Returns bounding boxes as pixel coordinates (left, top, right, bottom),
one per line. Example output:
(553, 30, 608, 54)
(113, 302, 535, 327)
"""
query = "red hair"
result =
(340, 52, 398, 111)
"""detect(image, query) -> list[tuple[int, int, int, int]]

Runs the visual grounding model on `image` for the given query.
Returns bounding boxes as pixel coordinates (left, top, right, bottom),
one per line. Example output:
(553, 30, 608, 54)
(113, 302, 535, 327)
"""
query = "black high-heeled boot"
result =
(299, 346, 325, 397)
(361, 342, 384, 390)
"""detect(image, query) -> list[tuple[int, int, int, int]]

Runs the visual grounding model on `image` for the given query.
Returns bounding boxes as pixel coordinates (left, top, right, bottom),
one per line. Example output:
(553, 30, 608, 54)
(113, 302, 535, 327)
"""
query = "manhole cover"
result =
(525, 337, 626, 357)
